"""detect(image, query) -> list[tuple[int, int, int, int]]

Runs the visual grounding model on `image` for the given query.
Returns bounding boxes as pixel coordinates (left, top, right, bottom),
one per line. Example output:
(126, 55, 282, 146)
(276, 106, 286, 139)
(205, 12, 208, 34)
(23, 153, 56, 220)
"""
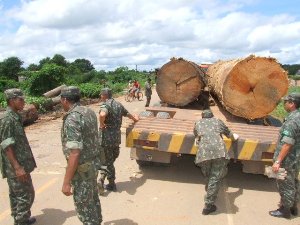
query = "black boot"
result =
(202, 204, 217, 215)
(269, 206, 291, 219)
(105, 179, 117, 192)
(290, 204, 298, 216)
(25, 217, 36, 225)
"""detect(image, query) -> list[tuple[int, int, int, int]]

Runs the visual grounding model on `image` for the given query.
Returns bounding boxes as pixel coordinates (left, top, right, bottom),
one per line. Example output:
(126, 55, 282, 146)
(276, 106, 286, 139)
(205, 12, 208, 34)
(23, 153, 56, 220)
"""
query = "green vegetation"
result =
(0, 54, 153, 111)
(271, 86, 300, 119)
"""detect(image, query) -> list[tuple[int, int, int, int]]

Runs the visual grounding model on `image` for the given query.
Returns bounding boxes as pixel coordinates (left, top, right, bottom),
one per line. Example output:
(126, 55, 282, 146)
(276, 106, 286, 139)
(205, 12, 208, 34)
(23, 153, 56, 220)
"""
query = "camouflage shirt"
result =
(61, 104, 100, 165)
(144, 81, 152, 97)
(99, 99, 129, 147)
(273, 109, 300, 169)
(0, 107, 36, 178)
(194, 117, 233, 163)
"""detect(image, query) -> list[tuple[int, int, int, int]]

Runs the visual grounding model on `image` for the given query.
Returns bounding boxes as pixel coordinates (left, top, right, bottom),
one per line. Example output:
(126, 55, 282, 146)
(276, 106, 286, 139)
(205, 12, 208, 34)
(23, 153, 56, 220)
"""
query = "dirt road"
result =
(0, 90, 299, 225)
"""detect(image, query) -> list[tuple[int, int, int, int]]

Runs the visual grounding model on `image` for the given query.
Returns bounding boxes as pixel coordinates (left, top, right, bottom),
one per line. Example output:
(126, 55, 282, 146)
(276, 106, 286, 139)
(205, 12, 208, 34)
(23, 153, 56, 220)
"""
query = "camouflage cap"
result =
(202, 109, 214, 118)
(282, 92, 300, 103)
(4, 88, 25, 100)
(61, 86, 81, 98)
(101, 88, 112, 98)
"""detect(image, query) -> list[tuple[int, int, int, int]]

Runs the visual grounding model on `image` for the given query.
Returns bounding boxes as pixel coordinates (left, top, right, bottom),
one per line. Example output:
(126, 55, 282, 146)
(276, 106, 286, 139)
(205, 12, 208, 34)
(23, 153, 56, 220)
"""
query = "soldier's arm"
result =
(63, 149, 80, 196)
(62, 114, 83, 196)
(272, 122, 296, 172)
(272, 144, 292, 172)
(0, 119, 27, 181)
(127, 113, 139, 122)
(122, 104, 139, 122)
(5, 146, 27, 182)
(99, 105, 108, 129)
(219, 119, 234, 139)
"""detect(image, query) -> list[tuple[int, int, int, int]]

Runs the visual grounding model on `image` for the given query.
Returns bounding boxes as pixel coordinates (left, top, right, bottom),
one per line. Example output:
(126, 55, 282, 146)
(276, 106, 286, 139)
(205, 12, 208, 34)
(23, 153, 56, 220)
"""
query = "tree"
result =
(0, 57, 24, 81)
(27, 63, 39, 71)
(51, 54, 68, 67)
(38, 57, 51, 69)
(71, 58, 94, 73)
(25, 64, 66, 95)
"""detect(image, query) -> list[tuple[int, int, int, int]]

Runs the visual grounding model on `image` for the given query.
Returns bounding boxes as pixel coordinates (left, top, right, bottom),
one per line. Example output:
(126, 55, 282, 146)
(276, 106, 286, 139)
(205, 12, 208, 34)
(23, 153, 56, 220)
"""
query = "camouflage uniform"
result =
(0, 89, 36, 225)
(99, 99, 129, 182)
(144, 80, 152, 107)
(273, 109, 300, 209)
(194, 112, 233, 206)
(61, 89, 102, 225)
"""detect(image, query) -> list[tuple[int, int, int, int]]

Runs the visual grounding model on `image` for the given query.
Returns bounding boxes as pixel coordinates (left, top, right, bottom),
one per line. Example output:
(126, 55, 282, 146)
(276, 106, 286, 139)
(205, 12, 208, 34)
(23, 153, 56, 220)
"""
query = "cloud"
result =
(0, 0, 299, 70)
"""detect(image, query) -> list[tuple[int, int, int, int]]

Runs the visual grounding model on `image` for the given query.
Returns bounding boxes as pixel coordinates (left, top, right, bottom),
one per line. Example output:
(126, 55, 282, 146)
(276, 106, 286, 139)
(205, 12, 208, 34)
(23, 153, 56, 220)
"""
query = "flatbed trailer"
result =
(126, 104, 280, 174)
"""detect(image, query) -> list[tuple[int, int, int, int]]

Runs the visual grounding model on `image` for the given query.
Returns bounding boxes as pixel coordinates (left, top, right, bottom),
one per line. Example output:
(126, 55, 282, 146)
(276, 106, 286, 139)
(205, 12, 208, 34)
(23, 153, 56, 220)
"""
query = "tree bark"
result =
(43, 84, 67, 98)
(207, 55, 289, 119)
(156, 58, 206, 106)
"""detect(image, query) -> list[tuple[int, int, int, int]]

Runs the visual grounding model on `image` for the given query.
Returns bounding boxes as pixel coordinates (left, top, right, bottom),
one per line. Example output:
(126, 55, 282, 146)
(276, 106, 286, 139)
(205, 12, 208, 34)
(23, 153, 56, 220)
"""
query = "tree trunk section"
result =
(20, 104, 39, 125)
(207, 55, 289, 119)
(156, 58, 206, 106)
(43, 85, 67, 98)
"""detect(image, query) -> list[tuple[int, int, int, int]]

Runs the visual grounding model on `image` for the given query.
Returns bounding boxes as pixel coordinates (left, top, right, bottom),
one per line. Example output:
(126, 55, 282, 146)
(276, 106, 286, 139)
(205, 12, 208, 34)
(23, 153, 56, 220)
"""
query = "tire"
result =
(138, 92, 143, 101)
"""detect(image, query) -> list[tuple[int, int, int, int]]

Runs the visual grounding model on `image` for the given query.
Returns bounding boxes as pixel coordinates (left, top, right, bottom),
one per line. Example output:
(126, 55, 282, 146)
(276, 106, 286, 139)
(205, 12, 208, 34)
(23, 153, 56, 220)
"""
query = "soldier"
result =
(193, 109, 238, 215)
(0, 88, 36, 225)
(60, 86, 102, 224)
(144, 78, 152, 107)
(97, 88, 138, 193)
(269, 92, 300, 219)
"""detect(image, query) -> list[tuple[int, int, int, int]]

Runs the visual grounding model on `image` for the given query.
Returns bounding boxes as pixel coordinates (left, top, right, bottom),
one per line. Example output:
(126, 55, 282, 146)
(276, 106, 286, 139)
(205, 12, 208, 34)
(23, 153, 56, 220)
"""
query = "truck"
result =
(125, 57, 287, 174)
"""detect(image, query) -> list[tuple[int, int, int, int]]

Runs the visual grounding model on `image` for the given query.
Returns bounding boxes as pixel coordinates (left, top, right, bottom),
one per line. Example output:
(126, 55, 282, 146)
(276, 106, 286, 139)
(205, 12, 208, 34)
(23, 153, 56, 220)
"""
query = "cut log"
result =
(156, 58, 206, 106)
(43, 85, 67, 98)
(19, 104, 38, 125)
(207, 55, 289, 119)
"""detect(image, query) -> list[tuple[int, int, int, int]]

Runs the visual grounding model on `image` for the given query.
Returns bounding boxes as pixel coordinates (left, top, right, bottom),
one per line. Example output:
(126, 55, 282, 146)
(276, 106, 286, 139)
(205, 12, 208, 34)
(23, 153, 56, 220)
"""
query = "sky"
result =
(0, 0, 300, 71)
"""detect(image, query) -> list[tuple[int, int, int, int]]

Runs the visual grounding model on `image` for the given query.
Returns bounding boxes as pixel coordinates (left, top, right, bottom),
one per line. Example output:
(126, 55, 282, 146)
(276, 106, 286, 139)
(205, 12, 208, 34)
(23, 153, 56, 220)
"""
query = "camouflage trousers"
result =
(145, 96, 151, 107)
(199, 158, 229, 205)
(72, 174, 102, 225)
(7, 174, 35, 225)
(277, 166, 299, 208)
(100, 145, 120, 181)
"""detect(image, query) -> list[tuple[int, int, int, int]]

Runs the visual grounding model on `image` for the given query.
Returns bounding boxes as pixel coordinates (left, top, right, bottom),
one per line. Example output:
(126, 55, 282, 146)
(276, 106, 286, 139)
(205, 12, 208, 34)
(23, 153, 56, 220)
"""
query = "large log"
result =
(156, 58, 206, 106)
(207, 55, 289, 119)
(43, 85, 67, 98)
(19, 104, 39, 125)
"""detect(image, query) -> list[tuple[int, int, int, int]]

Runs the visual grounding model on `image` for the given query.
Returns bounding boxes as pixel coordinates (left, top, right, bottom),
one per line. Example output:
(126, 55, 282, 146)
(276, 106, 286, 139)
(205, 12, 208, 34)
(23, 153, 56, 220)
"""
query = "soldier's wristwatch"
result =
(275, 160, 281, 164)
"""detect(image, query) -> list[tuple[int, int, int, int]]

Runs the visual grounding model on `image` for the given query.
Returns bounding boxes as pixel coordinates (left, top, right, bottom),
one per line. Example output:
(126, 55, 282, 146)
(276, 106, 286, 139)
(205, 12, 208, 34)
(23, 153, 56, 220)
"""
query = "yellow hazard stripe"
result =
(223, 138, 232, 152)
(126, 130, 141, 147)
(168, 132, 185, 153)
(238, 140, 259, 160)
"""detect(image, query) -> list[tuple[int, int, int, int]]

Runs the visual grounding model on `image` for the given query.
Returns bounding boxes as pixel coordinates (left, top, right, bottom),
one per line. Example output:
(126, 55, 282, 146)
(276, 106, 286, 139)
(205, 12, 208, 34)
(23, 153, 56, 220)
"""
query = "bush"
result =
(78, 83, 103, 98)
(25, 96, 52, 113)
(0, 79, 20, 92)
(24, 64, 66, 95)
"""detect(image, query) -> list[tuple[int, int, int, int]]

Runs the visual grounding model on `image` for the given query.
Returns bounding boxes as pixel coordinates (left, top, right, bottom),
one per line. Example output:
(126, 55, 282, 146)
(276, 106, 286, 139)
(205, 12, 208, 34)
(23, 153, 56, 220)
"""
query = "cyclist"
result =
(132, 80, 140, 98)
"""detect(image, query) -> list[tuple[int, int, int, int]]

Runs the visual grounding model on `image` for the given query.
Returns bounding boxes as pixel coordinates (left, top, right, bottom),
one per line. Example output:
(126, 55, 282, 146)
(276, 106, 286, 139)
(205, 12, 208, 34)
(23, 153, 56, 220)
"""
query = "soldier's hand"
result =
(272, 162, 280, 173)
(62, 183, 73, 196)
(133, 114, 139, 122)
(15, 167, 28, 182)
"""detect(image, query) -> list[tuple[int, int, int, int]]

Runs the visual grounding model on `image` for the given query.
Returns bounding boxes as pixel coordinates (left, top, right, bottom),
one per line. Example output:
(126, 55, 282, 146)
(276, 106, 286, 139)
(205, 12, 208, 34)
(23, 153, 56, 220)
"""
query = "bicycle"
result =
(124, 89, 143, 102)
